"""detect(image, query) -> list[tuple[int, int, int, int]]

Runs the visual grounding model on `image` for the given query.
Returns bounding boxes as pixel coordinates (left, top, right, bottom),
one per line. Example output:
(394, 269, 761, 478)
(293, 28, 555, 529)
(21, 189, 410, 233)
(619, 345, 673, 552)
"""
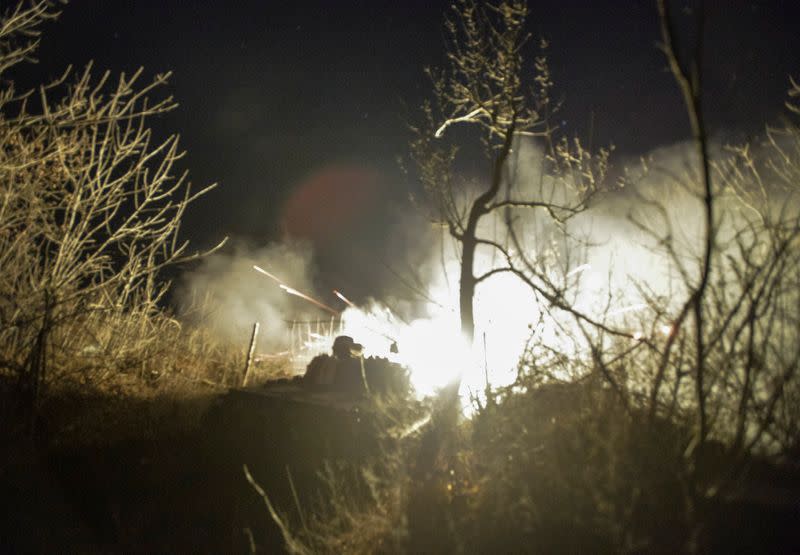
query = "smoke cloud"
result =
(177, 239, 320, 350)
(175, 127, 799, 394)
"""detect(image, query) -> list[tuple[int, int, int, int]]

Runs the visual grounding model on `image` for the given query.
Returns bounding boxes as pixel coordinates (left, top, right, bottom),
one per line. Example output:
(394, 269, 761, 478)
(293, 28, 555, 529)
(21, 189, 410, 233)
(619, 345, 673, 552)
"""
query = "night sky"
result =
(17, 0, 800, 299)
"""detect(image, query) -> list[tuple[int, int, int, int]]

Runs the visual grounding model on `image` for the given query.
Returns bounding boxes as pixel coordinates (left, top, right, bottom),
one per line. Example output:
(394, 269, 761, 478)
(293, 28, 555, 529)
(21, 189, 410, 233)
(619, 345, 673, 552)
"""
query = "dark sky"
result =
(17, 0, 800, 297)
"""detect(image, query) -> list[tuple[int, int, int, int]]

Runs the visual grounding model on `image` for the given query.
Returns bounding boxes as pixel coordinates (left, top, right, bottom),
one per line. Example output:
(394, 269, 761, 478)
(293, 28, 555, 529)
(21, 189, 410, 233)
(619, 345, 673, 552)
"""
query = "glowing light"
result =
(252, 264, 284, 283)
(272, 219, 675, 411)
(333, 289, 356, 308)
(338, 301, 471, 396)
(566, 263, 591, 277)
(332, 237, 668, 407)
(609, 303, 648, 316)
(337, 256, 547, 398)
(254, 264, 338, 314)
(396, 414, 432, 439)
(279, 285, 338, 314)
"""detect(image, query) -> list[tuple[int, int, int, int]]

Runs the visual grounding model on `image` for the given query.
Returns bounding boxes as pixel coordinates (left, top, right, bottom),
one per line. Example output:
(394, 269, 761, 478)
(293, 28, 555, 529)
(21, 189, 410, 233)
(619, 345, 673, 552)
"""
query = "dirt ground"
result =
(0, 387, 338, 554)
(2, 384, 799, 554)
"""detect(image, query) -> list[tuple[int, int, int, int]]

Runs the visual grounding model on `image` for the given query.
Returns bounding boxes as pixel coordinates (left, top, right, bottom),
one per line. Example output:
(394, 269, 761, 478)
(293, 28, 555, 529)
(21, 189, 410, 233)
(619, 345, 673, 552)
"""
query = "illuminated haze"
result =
(175, 135, 795, 402)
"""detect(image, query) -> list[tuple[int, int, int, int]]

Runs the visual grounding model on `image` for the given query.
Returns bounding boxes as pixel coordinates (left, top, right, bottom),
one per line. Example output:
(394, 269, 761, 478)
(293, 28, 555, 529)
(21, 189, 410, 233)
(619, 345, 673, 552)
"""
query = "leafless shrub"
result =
(0, 1, 225, 423)
(245, 397, 427, 555)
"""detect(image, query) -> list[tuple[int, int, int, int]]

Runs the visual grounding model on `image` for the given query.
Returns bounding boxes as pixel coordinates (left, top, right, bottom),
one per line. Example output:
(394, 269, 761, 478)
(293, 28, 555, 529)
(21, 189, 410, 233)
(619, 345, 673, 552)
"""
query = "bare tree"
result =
(410, 0, 610, 349)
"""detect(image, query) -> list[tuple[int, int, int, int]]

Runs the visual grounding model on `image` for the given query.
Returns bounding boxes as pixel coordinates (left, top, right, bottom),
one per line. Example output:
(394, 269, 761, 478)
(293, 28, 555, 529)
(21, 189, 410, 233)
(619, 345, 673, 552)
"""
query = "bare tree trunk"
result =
(657, 2, 713, 551)
(457, 123, 517, 349)
(459, 234, 477, 345)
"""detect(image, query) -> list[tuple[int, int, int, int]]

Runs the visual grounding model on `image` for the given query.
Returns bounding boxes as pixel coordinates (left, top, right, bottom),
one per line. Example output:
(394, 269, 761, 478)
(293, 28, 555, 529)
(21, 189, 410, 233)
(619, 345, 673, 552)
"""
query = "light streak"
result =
(333, 289, 356, 308)
(608, 303, 648, 316)
(279, 285, 338, 315)
(255, 351, 291, 360)
(396, 414, 432, 439)
(253, 264, 284, 284)
(566, 264, 591, 277)
(253, 264, 339, 315)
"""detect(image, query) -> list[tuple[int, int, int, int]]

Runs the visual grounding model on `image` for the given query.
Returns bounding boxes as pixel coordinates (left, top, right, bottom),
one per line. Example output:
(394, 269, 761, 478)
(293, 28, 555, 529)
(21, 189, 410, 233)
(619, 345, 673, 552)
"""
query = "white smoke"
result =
(336, 135, 798, 397)
(174, 130, 799, 399)
(177, 239, 319, 350)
